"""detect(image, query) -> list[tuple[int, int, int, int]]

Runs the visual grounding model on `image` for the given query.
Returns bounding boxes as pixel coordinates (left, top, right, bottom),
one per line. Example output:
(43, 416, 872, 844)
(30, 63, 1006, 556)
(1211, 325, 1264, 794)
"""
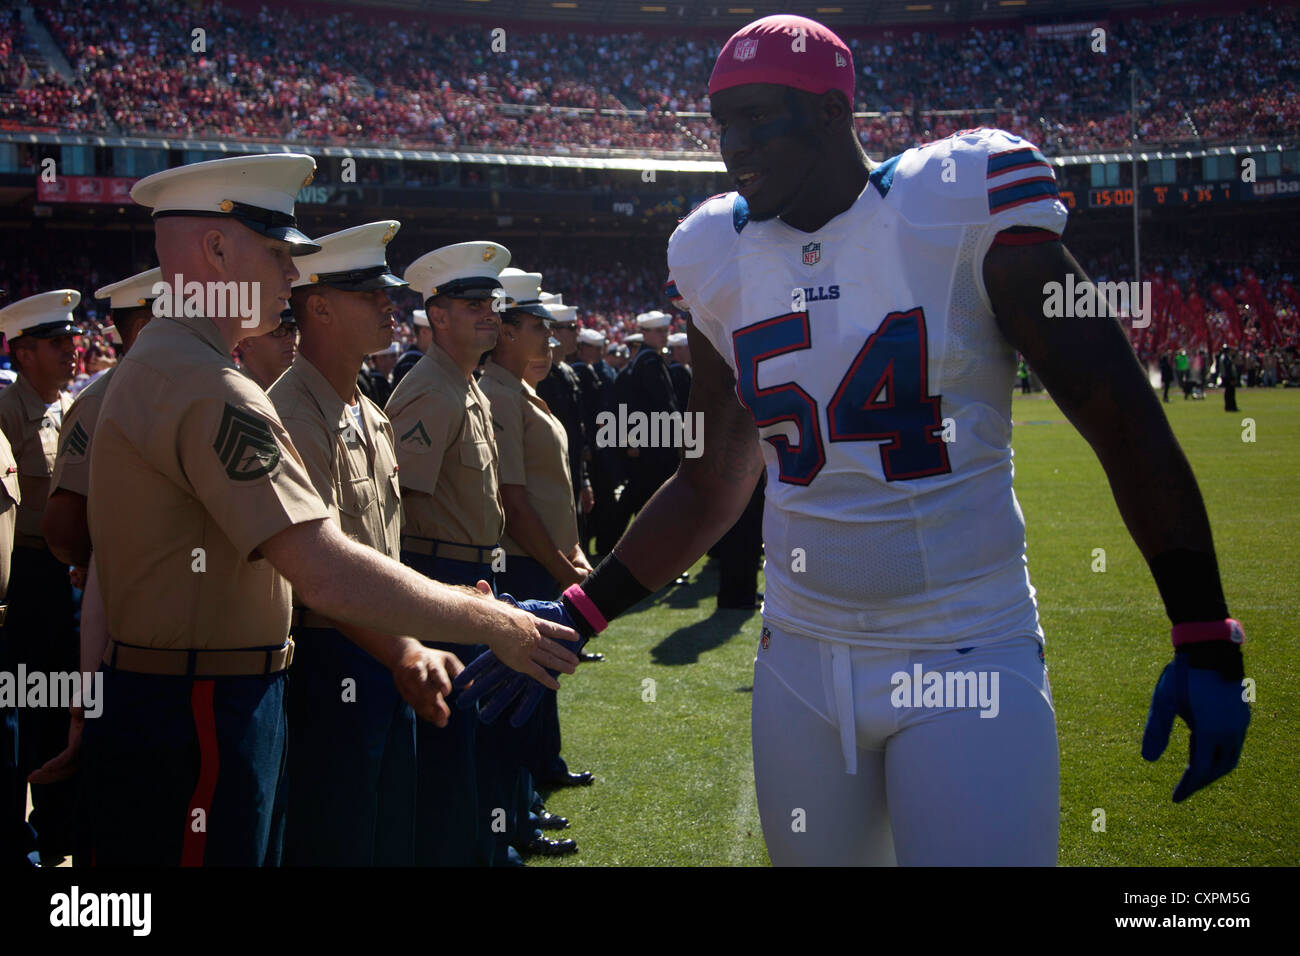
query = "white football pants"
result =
(752, 622, 1059, 866)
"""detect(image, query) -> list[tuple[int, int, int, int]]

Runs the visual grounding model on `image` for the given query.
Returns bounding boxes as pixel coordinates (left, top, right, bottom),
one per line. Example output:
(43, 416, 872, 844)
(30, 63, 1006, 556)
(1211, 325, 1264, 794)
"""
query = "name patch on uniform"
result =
(399, 420, 433, 453)
(60, 421, 89, 461)
(213, 403, 281, 481)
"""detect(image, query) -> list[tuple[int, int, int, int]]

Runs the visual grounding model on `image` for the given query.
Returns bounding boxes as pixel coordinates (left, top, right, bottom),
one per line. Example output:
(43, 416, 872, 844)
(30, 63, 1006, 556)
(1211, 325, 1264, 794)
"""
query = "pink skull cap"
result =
(708, 15, 854, 103)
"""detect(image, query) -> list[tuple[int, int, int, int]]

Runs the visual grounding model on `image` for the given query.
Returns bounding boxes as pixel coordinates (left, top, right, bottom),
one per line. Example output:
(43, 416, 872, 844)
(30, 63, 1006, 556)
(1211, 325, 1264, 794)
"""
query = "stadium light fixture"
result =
(816, 7, 845, 12)
(641, 4, 667, 10)
(905, 4, 933, 10)
(728, 7, 755, 12)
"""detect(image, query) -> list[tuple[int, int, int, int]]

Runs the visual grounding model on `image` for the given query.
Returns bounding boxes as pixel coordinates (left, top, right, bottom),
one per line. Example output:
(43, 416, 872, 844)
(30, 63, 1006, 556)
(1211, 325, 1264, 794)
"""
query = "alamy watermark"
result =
(595, 404, 704, 459)
(151, 275, 261, 328)
(0, 666, 103, 718)
(1043, 275, 1151, 328)
(890, 664, 1000, 718)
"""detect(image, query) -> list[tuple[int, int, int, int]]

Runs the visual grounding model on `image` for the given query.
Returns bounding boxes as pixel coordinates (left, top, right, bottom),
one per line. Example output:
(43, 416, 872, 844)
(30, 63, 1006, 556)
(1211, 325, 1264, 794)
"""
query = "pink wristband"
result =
(564, 584, 608, 634)
(1171, 618, 1244, 648)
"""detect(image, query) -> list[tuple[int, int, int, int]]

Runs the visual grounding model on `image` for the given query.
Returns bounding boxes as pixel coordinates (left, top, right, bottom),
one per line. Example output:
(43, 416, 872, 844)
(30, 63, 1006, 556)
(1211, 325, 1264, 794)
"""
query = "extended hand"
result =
(453, 595, 588, 727)
(1142, 638, 1250, 802)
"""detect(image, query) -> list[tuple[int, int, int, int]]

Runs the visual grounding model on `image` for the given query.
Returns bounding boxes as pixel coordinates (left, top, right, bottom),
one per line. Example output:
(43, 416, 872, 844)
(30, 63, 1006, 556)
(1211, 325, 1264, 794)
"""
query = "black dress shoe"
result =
(579, 650, 605, 663)
(523, 835, 578, 856)
(542, 769, 594, 788)
(534, 808, 570, 830)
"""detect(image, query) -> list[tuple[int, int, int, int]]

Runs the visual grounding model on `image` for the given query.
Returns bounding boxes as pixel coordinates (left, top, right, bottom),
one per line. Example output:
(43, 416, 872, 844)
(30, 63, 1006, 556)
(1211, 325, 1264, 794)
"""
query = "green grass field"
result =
(535, 388, 1300, 867)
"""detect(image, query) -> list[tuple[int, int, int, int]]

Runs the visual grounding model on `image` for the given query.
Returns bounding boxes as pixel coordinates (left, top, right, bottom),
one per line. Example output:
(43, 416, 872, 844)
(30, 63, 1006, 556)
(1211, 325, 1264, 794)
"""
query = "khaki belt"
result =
(0, 604, 6, 626)
(401, 536, 497, 565)
(291, 607, 335, 630)
(103, 639, 295, 677)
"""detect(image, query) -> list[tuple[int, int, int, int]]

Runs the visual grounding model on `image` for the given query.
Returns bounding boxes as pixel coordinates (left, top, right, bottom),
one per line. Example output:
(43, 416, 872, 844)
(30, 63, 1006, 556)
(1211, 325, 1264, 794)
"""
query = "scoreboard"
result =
(1087, 183, 1236, 208)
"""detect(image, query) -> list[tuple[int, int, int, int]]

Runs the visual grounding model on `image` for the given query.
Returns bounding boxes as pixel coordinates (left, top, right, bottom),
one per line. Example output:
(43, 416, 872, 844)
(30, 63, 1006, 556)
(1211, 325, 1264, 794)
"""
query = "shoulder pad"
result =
(886, 128, 1062, 227)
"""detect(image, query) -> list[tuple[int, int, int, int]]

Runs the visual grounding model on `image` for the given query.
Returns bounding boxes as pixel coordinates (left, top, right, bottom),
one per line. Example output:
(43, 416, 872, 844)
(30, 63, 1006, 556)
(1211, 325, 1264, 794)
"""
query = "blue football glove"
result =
(1141, 636, 1250, 803)
(452, 594, 588, 728)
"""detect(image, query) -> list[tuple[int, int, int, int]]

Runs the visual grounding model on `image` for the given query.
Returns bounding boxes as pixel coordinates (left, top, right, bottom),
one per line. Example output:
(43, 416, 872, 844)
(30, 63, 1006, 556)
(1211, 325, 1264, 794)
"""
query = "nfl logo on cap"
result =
(802, 241, 821, 266)
(734, 37, 759, 61)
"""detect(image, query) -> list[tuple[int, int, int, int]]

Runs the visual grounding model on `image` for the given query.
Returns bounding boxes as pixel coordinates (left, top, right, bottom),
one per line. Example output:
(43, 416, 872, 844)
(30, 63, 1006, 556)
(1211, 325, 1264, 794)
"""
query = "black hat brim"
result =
(22, 320, 86, 339)
(233, 218, 321, 255)
(507, 303, 552, 321)
(325, 272, 408, 293)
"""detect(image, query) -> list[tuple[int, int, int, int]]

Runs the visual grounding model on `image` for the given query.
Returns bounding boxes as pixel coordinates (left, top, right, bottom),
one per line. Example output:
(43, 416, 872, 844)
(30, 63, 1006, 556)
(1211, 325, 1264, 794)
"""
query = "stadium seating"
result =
(1, 0, 1295, 155)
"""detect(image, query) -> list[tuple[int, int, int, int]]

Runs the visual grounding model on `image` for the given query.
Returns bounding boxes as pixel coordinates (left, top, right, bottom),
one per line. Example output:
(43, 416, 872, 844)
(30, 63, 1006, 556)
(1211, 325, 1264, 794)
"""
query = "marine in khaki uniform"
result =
(44, 269, 159, 572)
(235, 315, 298, 391)
(271, 219, 460, 866)
(0, 289, 82, 865)
(386, 241, 513, 867)
(0, 419, 25, 866)
(81, 155, 577, 867)
(480, 277, 591, 859)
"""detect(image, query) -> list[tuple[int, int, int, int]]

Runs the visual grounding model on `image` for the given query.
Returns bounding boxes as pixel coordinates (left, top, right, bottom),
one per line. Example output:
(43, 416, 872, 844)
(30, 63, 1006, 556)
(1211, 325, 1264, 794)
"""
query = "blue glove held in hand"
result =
(1141, 632, 1250, 803)
(452, 594, 589, 727)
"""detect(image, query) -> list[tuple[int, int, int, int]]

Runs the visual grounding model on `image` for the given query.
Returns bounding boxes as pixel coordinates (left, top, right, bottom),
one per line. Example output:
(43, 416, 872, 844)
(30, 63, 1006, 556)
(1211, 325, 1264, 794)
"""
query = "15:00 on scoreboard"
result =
(1088, 183, 1236, 208)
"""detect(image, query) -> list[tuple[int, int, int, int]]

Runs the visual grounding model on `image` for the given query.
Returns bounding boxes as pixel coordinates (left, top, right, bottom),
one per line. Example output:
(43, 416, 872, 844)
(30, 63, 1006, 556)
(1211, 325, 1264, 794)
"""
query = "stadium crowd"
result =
(1, 1, 1297, 155)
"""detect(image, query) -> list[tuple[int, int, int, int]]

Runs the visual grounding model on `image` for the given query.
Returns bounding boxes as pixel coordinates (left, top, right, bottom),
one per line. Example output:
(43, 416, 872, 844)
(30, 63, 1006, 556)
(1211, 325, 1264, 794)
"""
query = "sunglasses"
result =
(269, 323, 299, 339)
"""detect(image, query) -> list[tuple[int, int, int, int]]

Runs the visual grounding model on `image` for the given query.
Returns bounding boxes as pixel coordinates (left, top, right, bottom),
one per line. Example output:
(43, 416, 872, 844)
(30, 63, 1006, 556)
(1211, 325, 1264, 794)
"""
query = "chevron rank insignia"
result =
(213, 404, 281, 481)
(60, 420, 90, 461)
(399, 419, 433, 453)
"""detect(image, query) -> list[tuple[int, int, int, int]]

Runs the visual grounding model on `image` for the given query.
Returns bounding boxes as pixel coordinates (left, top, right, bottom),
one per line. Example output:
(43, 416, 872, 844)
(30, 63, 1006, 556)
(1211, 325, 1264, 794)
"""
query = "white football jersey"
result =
(668, 128, 1069, 648)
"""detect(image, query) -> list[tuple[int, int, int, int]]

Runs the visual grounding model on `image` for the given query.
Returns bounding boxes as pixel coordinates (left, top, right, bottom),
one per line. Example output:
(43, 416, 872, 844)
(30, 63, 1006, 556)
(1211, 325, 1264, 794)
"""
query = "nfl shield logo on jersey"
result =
(734, 37, 759, 61)
(801, 241, 821, 266)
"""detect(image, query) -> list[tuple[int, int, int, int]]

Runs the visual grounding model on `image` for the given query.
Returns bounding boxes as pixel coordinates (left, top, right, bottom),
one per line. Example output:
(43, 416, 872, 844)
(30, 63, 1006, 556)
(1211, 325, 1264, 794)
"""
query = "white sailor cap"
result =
(498, 267, 550, 320)
(94, 267, 163, 311)
(131, 153, 321, 254)
(626, 332, 645, 345)
(104, 324, 123, 346)
(405, 241, 511, 302)
(369, 341, 402, 358)
(292, 220, 406, 291)
(0, 289, 84, 341)
(578, 328, 606, 347)
(539, 291, 563, 306)
(544, 303, 577, 326)
(667, 332, 689, 348)
(412, 309, 429, 328)
(636, 310, 671, 329)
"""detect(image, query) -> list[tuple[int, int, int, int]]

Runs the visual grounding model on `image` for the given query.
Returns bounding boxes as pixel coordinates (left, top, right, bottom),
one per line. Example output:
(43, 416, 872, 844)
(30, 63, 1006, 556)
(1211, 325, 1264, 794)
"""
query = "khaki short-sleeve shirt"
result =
(0, 375, 72, 548)
(479, 360, 578, 558)
(269, 354, 401, 562)
(0, 429, 18, 598)
(385, 344, 504, 547)
(50, 365, 116, 499)
(88, 316, 331, 650)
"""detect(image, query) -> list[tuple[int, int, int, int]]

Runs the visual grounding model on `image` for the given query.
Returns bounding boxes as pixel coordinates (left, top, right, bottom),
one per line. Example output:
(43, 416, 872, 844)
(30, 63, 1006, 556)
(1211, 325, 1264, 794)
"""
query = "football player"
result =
(456, 15, 1249, 865)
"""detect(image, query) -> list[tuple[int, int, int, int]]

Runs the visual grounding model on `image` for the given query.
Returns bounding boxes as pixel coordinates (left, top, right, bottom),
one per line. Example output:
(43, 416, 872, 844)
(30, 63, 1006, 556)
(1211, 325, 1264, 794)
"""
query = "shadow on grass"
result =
(620, 558, 720, 617)
(650, 607, 757, 666)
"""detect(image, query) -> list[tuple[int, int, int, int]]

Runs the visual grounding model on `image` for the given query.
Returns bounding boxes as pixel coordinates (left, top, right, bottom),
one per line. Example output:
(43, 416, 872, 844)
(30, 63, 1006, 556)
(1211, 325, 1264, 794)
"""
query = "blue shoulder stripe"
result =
(732, 195, 749, 233)
(988, 179, 1059, 214)
(987, 146, 1050, 178)
(869, 154, 901, 198)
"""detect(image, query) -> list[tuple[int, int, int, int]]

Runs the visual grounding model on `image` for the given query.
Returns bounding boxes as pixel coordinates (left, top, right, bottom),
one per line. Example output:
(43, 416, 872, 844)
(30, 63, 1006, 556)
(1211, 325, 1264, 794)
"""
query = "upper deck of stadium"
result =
(1, 0, 1296, 160)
